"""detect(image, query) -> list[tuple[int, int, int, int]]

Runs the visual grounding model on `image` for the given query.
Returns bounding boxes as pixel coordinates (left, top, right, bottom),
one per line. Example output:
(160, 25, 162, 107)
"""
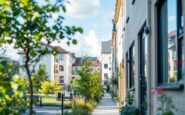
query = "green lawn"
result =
(41, 95, 72, 109)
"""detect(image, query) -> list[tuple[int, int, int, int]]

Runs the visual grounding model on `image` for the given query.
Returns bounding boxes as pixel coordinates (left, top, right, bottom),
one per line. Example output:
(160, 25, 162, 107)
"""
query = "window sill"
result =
(158, 83, 184, 90)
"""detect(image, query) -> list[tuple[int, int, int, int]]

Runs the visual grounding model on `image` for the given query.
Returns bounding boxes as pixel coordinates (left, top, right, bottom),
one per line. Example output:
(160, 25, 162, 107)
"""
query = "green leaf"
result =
(0, 0, 6, 4)
(62, 6, 66, 12)
(72, 39, 77, 45)
(34, 34, 41, 42)
(75, 27, 83, 33)
(66, 26, 71, 35)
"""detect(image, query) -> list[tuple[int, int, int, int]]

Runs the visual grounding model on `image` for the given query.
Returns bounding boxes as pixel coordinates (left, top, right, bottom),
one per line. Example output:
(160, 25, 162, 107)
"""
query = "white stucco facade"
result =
(18, 47, 73, 91)
(101, 53, 112, 85)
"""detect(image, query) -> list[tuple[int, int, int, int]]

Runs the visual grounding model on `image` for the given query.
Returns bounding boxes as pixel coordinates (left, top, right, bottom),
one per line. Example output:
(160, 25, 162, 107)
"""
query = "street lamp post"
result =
(61, 92, 64, 115)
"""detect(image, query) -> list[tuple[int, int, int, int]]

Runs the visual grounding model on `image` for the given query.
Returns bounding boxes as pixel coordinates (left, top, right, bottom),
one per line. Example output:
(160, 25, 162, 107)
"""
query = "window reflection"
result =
(158, 0, 184, 84)
(167, 0, 177, 83)
(168, 31, 177, 82)
(129, 43, 135, 88)
(178, 0, 184, 35)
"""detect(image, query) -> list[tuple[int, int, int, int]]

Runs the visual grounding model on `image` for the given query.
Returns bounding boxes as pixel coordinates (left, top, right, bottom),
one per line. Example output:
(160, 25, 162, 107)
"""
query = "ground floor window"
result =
(157, 0, 184, 84)
(59, 76, 64, 84)
(129, 42, 135, 89)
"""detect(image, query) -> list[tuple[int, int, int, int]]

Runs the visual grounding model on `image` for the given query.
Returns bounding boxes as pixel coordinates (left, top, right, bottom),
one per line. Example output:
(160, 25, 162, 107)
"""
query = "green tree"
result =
(0, 61, 27, 115)
(51, 80, 62, 94)
(88, 71, 103, 102)
(0, 0, 82, 114)
(32, 65, 48, 93)
(72, 57, 103, 104)
(39, 81, 51, 96)
(72, 57, 92, 104)
(39, 80, 62, 95)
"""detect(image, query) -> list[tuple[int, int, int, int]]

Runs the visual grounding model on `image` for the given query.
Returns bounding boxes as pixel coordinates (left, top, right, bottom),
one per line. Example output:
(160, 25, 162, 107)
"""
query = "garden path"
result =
(92, 92, 119, 115)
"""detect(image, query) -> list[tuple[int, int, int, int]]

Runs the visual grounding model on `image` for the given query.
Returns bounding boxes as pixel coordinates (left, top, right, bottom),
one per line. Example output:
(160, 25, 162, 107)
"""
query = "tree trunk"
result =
(25, 49, 33, 115)
(25, 63, 33, 115)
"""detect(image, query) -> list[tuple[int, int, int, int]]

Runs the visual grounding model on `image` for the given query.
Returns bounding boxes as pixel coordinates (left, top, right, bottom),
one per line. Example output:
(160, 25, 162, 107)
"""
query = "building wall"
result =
(123, 0, 147, 107)
(19, 52, 73, 91)
(101, 53, 112, 84)
(114, 0, 185, 114)
(116, 0, 125, 103)
(150, 0, 185, 114)
(19, 53, 53, 80)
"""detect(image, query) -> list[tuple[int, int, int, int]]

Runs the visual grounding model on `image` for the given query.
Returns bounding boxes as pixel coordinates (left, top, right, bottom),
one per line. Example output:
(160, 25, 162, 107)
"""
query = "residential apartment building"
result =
(72, 57, 101, 78)
(101, 41, 112, 85)
(112, 0, 185, 114)
(18, 46, 73, 91)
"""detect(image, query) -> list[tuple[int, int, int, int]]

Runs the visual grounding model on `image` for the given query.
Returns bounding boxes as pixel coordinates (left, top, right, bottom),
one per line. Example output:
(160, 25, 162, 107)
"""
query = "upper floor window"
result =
(59, 76, 64, 84)
(104, 73, 108, 79)
(104, 64, 108, 69)
(59, 65, 64, 71)
(59, 54, 64, 61)
(55, 57, 59, 63)
(157, 0, 184, 84)
(54, 65, 58, 74)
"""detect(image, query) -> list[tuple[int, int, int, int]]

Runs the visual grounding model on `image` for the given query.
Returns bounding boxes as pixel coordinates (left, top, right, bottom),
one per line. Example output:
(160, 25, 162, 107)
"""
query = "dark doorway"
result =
(139, 26, 147, 115)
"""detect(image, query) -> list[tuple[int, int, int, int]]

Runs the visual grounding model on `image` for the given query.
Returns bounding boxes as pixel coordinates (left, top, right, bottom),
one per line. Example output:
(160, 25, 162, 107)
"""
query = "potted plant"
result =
(120, 93, 139, 115)
(157, 93, 177, 115)
(151, 86, 177, 115)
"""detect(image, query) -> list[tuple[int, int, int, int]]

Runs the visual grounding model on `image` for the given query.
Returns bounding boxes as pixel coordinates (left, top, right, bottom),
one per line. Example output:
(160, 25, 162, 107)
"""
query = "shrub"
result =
(157, 93, 177, 115)
(39, 81, 62, 95)
(64, 107, 89, 115)
(120, 93, 138, 115)
(73, 98, 96, 112)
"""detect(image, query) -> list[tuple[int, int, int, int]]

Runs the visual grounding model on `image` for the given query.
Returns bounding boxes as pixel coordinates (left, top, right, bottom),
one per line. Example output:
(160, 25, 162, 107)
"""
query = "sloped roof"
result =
(72, 57, 101, 67)
(89, 60, 101, 67)
(72, 57, 82, 66)
(18, 45, 70, 54)
(101, 41, 111, 53)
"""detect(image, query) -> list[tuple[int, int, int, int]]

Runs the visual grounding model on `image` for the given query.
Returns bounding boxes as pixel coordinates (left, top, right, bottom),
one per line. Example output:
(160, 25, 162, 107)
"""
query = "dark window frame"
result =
(59, 76, 64, 84)
(59, 65, 64, 71)
(132, 0, 136, 5)
(157, 0, 184, 85)
(104, 64, 108, 69)
(129, 42, 135, 89)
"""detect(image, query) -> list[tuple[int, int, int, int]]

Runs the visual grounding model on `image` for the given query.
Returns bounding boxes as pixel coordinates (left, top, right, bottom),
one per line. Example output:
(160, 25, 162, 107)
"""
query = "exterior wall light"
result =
(144, 26, 150, 35)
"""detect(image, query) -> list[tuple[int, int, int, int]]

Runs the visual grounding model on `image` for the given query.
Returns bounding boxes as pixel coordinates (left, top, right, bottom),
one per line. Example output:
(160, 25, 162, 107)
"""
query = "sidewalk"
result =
(24, 106, 71, 115)
(92, 93, 119, 115)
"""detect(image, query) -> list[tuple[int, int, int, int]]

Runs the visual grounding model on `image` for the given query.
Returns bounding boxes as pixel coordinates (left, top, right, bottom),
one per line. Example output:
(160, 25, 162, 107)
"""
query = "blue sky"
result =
(59, 0, 116, 58)
(5, 0, 116, 60)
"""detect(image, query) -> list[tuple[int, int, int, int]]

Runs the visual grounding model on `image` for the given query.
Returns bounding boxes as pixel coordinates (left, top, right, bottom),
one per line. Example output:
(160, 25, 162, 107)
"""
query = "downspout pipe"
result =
(146, 0, 152, 115)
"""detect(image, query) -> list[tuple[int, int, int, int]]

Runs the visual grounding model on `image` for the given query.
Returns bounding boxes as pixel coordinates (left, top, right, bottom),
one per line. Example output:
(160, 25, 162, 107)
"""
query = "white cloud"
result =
(101, 11, 114, 27)
(53, 30, 101, 58)
(65, 0, 101, 18)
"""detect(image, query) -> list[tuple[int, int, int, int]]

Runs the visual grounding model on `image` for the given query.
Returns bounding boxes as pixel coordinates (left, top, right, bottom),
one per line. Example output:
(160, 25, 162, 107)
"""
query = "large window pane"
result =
(129, 43, 135, 88)
(177, 0, 184, 35)
(168, 32, 177, 82)
(158, 0, 183, 84)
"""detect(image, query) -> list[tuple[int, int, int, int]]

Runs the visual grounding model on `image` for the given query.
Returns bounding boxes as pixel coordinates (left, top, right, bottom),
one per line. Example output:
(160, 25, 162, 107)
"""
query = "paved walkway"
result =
(24, 106, 70, 115)
(92, 93, 119, 115)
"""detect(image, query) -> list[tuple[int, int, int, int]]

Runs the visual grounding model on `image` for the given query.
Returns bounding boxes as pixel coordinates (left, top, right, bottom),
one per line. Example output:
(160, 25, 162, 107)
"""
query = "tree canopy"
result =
(0, 0, 83, 114)
(72, 57, 103, 102)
